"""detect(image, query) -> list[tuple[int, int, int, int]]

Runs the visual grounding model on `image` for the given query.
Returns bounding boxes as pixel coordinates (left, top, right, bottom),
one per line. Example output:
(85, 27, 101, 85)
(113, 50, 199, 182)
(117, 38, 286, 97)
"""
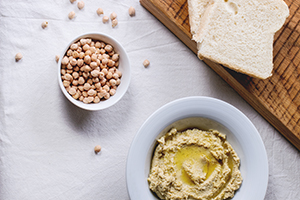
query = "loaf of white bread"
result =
(188, 0, 289, 79)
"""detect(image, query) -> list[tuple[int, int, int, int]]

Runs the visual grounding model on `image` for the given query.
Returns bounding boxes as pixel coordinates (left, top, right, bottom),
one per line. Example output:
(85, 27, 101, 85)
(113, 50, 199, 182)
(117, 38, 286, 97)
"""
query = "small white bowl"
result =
(126, 96, 268, 200)
(58, 32, 131, 111)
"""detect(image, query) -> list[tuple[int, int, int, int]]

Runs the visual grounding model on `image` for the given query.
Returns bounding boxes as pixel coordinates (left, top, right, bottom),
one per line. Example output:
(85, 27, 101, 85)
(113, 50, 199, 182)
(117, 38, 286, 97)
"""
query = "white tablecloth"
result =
(0, 0, 299, 199)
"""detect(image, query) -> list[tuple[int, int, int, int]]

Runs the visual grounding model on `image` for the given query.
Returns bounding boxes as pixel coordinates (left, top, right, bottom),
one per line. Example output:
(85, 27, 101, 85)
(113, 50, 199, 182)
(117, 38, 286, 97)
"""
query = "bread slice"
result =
(190, 0, 289, 79)
(188, 0, 212, 35)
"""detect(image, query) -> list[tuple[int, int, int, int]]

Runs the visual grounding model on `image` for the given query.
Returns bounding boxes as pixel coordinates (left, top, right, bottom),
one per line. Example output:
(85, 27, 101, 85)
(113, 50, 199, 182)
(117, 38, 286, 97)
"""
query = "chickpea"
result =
(72, 80, 79, 86)
(91, 70, 100, 77)
(116, 69, 122, 77)
(102, 16, 109, 23)
(78, 85, 84, 91)
(63, 80, 71, 87)
(88, 96, 94, 103)
(83, 97, 89, 104)
(77, 47, 82, 53)
(41, 21, 48, 29)
(91, 54, 98, 62)
(83, 44, 90, 51)
(96, 8, 104, 16)
(112, 54, 119, 62)
(107, 60, 115, 67)
(99, 49, 106, 54)
(88, 89, 96, 96)
(82, 65, 91, 72)
(143, 59, 150, 67)
(102, 58, 108, 65)
(90, 46, 96, 54)
(128, 6, 135, 17)
(87, 79, 93, 85)
(82, 72, 90, 79)
(104, 45, 113, 52)
(67, 49, 73, 56)
(83, 83, 91, 91)
(95, 42, 101, 48)
(80, 39, 87, 46)
(90, 62, 97, 69)
(94, 145, 101, 153)
(61, 56, 69, 65)
(106, 72, 113, 79)
(79, 96, 84, 101)
(77, 1, 85, 9)
(68, 11, 76, 20)
(79, 52, 85, 59)
(61, 69, 66, 75)
(110, 12, 117, 20)
(85, 50, 92, 56)
(55, 55, 60, 63)
(86, 39, 92, 44)
(72, 51, 79, 58)
(69, 87, 77, 96)
(64, 73, 73, 81)
(95, 82, 101, 89)
(84, 55, 91, 64)
(109, 89, 116, 96)
(112, 19, 118, 28)
(73, 66, 80, 71)
(70, 43, 78, 50)
(93, 96, 100, 103)
(109, 79, 117, 86)
(77, 59, 84, 67)
(70, 0, 76, 3)
(78, 77, 85, 85)
(72, 72, 79, 79)
(70, 58, 77, 66)
(15, 52, 23, 61)
(73, 92, 80, 99)
(104, 92, 110, 100)
(116, 78, 121, 85)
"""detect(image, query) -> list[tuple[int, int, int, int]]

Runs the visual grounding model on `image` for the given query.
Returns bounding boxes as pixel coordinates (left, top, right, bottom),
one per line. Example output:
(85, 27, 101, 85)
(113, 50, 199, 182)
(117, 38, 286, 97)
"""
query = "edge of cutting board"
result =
(140, 0, 300, 150)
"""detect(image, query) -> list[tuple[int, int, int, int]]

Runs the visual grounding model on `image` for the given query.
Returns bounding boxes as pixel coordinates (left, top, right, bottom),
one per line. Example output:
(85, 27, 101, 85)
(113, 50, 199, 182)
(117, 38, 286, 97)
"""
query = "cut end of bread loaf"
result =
(189, 0, 289, 79)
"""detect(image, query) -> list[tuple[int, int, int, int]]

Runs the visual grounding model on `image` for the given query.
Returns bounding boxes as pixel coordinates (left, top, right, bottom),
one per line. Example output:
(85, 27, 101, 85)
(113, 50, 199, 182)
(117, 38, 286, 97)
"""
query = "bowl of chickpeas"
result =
(58, 32, 131, 111)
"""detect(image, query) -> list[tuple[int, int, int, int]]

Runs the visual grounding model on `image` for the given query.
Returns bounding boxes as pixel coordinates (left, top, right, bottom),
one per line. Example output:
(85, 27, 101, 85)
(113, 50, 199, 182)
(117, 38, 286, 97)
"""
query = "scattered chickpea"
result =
(102, 16, 109, 23)
(143, 59, 150, 68)
(70, 0, 76, 3)
(96, 8, 104, 16)
(41, 21, 48, 29)
(111, 19, 118, 28)
(77, 1, 85, 10)
(55, 55, 60, 63)
(128, 6, 136, 17)
(110, 12, 117, 20)
(94, 145, 101, 154)
(68, 11, 76, 20)
(15, 53, 23, 62)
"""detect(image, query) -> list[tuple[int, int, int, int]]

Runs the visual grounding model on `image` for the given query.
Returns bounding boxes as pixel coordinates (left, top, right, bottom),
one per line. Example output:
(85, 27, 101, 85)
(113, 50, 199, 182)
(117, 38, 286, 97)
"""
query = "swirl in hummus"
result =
(148, 128, 242, 200)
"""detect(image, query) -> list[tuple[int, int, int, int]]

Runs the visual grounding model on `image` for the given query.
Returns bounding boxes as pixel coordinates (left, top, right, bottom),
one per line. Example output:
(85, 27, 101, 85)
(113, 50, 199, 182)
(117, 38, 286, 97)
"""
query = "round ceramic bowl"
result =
(126, 96, 268, 200)
(58, 32, 131, 111)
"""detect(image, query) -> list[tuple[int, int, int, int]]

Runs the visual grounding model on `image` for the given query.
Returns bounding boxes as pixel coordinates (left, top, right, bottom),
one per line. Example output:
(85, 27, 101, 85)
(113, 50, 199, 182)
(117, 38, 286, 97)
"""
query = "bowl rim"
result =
(126, 96, 269, 200)
(57, 32, 131, 111)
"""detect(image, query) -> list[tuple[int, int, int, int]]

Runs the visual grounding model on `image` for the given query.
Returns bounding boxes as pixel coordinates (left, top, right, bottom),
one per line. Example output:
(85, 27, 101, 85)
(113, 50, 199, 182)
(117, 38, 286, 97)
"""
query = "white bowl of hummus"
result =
(126, 96, 268, 200)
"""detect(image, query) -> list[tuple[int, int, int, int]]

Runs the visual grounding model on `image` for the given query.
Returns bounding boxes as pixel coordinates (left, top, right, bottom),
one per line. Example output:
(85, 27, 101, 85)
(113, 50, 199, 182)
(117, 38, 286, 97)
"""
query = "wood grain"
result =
(140, 0, 300, 150)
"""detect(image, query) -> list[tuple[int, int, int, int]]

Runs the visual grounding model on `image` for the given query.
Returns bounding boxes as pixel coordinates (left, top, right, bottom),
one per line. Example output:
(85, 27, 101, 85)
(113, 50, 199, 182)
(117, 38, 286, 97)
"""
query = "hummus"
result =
(148, 128, 242, 200)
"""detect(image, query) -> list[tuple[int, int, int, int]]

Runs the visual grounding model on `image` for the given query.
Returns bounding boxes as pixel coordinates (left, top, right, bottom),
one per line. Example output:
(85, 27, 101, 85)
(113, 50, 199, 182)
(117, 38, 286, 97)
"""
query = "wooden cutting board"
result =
(140, 0, 300, 150)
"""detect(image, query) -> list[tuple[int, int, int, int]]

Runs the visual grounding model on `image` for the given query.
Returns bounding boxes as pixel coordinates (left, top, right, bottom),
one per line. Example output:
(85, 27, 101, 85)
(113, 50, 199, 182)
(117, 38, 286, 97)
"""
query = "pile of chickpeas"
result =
(61, 38, 122, 104)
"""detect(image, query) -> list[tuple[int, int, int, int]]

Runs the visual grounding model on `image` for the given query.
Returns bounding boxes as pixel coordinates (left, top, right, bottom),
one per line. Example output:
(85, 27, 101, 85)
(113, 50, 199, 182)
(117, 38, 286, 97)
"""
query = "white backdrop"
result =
(0, 0, 299, 199)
